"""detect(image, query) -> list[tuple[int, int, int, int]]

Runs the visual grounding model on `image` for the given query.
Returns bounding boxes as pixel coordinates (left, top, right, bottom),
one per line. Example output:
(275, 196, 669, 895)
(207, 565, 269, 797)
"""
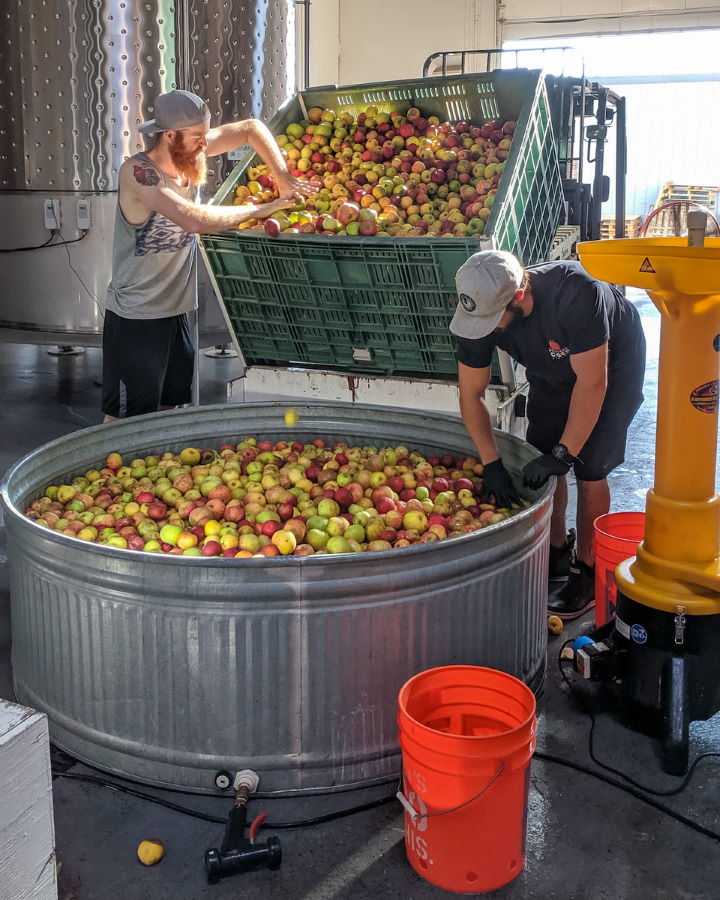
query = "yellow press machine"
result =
(577, 216, 720, 774)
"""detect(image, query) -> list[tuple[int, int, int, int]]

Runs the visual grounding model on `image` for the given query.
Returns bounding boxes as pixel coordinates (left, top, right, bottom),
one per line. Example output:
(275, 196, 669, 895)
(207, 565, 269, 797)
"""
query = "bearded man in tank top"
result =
(102, 90, 317, 422)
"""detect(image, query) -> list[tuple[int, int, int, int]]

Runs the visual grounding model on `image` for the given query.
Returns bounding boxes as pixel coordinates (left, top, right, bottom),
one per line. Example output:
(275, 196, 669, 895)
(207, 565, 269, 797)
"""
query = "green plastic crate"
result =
(202, 68, 563, 378)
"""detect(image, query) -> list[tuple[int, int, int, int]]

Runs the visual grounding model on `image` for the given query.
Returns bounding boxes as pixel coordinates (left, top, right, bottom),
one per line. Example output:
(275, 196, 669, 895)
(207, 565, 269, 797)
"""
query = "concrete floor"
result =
(1, 292, 719, 899)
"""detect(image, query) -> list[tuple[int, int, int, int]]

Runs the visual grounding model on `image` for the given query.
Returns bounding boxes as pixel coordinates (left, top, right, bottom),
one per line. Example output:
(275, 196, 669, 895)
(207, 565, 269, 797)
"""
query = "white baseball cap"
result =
(450, 250, 525, 339)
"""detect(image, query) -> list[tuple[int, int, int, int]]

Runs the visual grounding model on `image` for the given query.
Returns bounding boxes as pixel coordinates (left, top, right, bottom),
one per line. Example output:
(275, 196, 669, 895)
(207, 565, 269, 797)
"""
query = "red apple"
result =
(453, 477, 475, 493)
(277, 501, 296, 521)
(376, 496, 396, 514)
(334, 487, 354, 509)
(261, 520, 281, 537)
(144, 501, 166, 520)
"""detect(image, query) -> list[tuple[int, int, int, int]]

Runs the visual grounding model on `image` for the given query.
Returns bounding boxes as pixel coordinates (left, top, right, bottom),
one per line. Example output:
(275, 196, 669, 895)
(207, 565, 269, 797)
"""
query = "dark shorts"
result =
(526, 356, 646, 482)
(102, 310, 194, 418)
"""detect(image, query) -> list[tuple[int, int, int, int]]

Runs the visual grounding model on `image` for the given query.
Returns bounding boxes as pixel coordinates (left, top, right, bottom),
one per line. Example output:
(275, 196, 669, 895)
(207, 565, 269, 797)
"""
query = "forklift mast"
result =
(422, 48, 627, 242)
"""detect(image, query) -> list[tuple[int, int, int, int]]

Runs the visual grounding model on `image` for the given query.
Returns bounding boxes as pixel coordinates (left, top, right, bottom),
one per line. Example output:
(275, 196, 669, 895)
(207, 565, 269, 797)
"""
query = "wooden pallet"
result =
(657, 182, 720, 207)
(549, 224, 581, 260)
(599, 215, 642, 239)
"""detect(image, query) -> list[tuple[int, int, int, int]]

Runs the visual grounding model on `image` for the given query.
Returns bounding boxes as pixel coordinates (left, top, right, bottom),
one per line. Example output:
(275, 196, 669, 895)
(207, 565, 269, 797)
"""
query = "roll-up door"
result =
(501, 1, 720, 42)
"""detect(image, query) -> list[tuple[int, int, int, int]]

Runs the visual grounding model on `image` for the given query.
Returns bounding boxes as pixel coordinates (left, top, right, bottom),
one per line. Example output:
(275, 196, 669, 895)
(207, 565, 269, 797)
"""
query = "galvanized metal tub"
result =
(1, 402, 552, 795)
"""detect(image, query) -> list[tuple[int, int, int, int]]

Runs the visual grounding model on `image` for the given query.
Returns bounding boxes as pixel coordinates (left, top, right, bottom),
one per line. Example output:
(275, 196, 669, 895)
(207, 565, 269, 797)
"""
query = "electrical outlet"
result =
(43, 198, 61, 230)
(76, 198, 91, 230)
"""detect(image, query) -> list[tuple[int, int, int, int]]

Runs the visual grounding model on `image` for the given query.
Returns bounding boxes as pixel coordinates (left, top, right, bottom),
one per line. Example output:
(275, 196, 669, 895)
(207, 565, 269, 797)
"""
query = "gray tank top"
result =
(106, 152, 199, 319)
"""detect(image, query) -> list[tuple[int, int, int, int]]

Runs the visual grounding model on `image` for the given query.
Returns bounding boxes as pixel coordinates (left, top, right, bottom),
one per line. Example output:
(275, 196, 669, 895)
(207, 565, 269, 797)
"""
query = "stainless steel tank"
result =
(0, 0, 293, 344)
(1, 402, 552, 795)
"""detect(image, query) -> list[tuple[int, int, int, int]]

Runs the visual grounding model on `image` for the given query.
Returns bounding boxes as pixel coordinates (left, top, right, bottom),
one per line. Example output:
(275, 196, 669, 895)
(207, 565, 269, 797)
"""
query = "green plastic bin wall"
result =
(202, 69, 563, 378)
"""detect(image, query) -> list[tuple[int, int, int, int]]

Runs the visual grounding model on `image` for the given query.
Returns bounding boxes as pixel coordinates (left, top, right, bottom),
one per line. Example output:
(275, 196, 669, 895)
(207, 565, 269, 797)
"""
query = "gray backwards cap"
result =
(450, 250, 524, 340)
(139, 90, 211, 135)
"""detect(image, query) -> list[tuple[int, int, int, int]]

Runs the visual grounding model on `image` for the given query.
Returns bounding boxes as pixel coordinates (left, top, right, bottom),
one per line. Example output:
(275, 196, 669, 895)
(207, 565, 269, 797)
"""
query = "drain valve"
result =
(205, 770, 281, 884)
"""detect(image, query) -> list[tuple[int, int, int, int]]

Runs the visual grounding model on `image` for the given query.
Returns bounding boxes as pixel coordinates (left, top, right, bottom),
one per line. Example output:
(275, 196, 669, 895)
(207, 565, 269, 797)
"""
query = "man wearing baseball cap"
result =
(451, 250, 646, 619)
(102, 89, 317, 422)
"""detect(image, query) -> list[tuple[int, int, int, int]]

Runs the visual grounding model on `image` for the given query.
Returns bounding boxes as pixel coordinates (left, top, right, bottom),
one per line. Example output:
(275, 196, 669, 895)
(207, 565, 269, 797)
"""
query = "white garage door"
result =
(501, 1, 720, 41)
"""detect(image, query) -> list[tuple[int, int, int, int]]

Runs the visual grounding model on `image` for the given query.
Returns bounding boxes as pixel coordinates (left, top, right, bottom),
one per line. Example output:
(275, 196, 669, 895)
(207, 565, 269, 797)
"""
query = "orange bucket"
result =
(397, 665, 536, 894)
(593, 511, 645, 626)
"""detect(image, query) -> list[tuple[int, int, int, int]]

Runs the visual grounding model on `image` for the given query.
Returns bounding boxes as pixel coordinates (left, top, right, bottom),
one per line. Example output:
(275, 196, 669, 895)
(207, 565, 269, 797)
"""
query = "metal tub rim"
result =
(1, 400, 549, 569)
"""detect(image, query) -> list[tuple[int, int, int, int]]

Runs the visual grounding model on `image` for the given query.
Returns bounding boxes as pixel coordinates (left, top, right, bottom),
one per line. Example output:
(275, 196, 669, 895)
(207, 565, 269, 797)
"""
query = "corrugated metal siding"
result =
(598, 80, 720, 218)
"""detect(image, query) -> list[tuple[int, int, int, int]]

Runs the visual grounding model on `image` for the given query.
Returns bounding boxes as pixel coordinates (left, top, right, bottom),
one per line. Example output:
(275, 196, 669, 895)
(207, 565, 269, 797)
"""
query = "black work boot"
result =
(548, 528, 576, 580)
(548, 558, 595, 620)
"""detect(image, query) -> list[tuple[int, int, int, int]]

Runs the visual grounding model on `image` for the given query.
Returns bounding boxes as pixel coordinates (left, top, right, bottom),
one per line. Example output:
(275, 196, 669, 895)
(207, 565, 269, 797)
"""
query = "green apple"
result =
(344, 524, 365, 543)
(326, 516, 348, 536)
(160, 524, 182, 545)
(326, 535, 352, 554)
(307, 528, 329, 550)
(257, 510, 281, 524)
(317, 499, 340, 518)
(306, 515, 329, 531)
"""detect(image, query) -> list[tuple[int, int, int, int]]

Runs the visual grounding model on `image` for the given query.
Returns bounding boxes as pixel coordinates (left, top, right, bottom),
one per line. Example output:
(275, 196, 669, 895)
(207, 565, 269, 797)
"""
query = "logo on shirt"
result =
(459, 293, 476, 312)
(548, 339, 570, 360)
(134, 211, 195, 256)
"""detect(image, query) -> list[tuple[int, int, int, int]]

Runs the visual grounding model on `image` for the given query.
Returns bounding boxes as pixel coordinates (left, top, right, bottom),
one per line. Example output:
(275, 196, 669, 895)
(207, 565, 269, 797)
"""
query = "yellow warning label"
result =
(639, 257, 656, 273)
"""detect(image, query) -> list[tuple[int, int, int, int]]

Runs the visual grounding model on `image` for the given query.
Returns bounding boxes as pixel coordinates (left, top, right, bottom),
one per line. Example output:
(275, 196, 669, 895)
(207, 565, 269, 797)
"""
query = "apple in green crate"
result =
(336, 202, 361, 225)
(466, 218, 486, 237)
(357, 208, 379, 236)
(231, 103, 517, 238)
(319, 215, 341, 233)
(264, 218, 282, 237)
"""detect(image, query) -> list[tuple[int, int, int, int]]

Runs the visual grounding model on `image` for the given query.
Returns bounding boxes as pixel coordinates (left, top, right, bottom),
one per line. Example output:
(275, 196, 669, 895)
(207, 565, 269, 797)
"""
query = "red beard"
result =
(168, 133, 207, 187)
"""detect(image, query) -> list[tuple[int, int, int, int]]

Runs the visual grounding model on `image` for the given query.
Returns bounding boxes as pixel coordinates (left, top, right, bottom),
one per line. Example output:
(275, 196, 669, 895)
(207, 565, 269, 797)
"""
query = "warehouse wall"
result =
(309, 0, 498, 87)
(314, 1, 720, 88)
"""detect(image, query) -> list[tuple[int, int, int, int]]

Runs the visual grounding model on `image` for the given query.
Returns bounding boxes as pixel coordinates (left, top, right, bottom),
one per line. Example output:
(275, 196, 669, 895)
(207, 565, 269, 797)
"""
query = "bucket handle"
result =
(396, 761, 506, 824)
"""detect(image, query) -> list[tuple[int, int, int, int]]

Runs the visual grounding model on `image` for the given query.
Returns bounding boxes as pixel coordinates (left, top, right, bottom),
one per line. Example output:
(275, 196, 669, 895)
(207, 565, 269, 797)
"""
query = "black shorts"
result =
(102, 310, 194, 418)
(526, 356, 646, 482)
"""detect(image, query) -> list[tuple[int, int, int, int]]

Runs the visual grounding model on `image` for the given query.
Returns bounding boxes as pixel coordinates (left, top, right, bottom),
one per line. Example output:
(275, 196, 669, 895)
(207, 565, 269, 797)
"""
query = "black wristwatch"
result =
(551, 443, 576, 466)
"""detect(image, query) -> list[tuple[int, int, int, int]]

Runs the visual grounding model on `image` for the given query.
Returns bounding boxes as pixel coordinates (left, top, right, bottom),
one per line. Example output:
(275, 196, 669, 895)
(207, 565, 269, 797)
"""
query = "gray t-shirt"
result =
(106, 153, 199, 319)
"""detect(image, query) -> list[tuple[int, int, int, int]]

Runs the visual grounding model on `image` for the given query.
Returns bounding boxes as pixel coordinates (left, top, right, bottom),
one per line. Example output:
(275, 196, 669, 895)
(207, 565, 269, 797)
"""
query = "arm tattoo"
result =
(133, 163, 160, 187)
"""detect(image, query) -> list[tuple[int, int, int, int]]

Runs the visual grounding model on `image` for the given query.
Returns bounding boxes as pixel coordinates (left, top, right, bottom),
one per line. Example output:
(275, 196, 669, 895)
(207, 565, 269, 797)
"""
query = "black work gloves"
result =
(482, 459, 521, 508)
(522, 454, 571, 490)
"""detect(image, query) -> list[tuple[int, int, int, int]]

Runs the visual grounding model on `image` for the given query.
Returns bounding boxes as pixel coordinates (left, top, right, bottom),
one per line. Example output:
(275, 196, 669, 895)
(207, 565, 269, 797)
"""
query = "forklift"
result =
(422, 46, 628, 243)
